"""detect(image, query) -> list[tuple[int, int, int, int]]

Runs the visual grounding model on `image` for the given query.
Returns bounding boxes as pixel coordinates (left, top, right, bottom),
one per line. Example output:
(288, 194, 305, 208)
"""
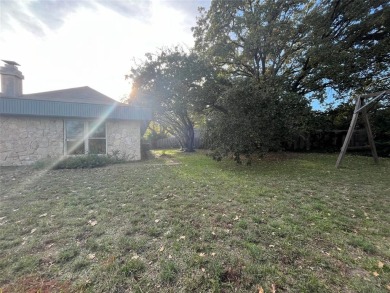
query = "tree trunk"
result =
(184, 123, 195, 152)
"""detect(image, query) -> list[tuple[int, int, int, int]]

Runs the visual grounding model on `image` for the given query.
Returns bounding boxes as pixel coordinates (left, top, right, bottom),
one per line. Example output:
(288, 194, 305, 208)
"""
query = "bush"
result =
(53, 155, 111, 169)
(141, 142, 151, 160)
(33, 151, 129, 170)
(32, 159, 52, 169)
(205, 80, 310, 162)
(52, 152, 127, 169)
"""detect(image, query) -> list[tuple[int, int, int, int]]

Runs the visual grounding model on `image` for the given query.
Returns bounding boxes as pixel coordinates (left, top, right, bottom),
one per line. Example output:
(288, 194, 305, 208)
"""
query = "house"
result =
(0, 60, 151, 166)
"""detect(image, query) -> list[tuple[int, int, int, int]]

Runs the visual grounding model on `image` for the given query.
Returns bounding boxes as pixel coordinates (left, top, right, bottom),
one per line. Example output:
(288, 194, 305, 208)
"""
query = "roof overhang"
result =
(0, 97, 152, 121)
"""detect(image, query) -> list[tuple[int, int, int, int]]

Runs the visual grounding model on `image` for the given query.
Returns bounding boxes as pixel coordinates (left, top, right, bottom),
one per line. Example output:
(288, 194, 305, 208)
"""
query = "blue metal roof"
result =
(0, 97, 152, 121)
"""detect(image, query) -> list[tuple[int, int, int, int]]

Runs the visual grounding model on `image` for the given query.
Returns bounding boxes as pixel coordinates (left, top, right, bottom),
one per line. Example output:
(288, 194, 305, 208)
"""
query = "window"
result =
(88, 121, 106, 154)
(65, 120, 85, 155)
(65, 120, 106, 155)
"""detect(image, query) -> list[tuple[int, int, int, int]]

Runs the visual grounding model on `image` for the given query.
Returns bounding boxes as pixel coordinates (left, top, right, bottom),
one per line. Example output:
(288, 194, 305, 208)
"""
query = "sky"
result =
(0, 0, 211, 101)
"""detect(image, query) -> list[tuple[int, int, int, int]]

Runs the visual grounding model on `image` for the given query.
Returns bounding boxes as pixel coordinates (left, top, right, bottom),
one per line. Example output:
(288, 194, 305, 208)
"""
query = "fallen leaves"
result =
(271, 284, 276, 293)
(257, 284, 276, 293)
(1, 153, 389, 292)
(0, 216, 8, 225)
(372, 261, 386, 277)
(88, 220, 97, 226)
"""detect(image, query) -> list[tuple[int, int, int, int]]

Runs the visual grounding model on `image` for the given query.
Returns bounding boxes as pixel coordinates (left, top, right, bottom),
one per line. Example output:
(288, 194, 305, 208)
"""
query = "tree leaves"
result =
(194, 0, 390, 96)
(204, 79, 309, 157)
(128, 47, 220, 152)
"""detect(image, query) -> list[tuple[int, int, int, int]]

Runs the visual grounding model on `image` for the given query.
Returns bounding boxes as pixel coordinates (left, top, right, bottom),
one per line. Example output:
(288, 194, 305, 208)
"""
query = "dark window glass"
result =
(88, 139, 106, 154)
(89, 122, 106, 138)
(65, 120, 106, 155)
(66, 141, 85, 155)
(66, 121, 84, 138)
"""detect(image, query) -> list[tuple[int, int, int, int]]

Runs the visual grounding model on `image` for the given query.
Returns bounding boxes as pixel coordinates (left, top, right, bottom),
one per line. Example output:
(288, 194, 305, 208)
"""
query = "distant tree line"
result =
(127, 0, 389, 159)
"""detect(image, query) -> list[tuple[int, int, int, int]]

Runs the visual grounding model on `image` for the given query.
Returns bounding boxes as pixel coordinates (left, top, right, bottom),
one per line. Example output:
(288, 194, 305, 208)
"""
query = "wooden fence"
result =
(288, 129, 369, 152)
(155, 136, 204, 149)
(154, 129, 370, 152)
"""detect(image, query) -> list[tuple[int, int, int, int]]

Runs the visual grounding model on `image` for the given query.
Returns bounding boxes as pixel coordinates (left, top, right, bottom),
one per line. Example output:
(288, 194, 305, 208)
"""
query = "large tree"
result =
(127, 47, 219, 152)
(194, 0, 390, 94)
(194, 0, 310, 84)
(193, 0, 315, 156)
(300, 0, 390, 95)
(194, 0, 389, 97)
(191, 0, 389, 158)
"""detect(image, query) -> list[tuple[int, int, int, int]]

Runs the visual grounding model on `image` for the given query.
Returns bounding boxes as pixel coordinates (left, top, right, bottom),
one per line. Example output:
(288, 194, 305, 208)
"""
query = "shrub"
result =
(107, 150, 133, 162)
(33, 150, 133, 170)
(32, 159, 52, 169)
(53, 155, 111, 169)
(48, 151, 128, 170)
(141, 142, 151, 160)
(204, 80, 310, 162)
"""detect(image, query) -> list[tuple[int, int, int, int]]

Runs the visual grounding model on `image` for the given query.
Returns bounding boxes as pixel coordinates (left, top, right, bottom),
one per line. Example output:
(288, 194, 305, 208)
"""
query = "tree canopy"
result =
(127, 47, 220, 152)
(193, 0, 390, 98)
(128, 0, 389, 159)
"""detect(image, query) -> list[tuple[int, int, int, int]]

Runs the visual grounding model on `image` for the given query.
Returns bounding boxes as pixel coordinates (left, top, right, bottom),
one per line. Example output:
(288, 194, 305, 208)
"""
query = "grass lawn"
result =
(0, 151, 389, 292)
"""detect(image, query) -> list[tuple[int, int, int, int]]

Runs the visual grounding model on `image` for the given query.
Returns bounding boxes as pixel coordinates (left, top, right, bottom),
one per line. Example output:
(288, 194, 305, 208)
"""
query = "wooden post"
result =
(361, 105, 379, 163)
(335, 97, 362, 168)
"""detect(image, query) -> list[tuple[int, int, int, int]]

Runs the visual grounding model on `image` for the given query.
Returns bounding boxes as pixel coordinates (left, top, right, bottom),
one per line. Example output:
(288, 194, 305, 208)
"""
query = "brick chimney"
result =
(0, 60, 24, 97)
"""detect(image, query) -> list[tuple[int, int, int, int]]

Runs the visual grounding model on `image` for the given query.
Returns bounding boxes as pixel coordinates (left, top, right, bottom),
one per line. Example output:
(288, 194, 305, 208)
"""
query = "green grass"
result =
(0, 151, 389, 292)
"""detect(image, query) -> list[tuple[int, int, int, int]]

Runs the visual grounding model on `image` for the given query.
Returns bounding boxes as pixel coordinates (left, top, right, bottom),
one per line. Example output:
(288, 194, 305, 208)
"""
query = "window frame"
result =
(64, 119, 107, 155)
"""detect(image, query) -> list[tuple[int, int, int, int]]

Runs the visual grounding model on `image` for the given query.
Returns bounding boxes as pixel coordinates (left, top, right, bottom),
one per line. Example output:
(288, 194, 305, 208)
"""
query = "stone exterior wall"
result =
(107, 120, 141, 161)
(0, 116, 64, 166)
(0, 116, 141, 166)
